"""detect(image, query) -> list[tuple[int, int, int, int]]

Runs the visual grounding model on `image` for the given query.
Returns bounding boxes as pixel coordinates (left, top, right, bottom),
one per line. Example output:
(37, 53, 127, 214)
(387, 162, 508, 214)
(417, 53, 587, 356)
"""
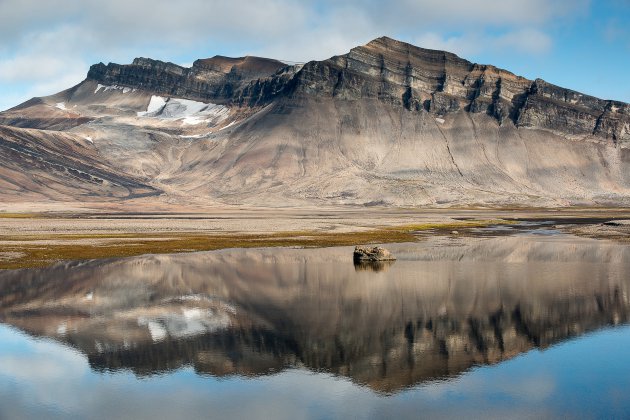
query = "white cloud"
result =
(391, 0, 589, 26)
(0, 64, 86, 111)
(0, 0, 595, 109)
(0, 55, 85, 83)
(414, 33, 484, 57)
(0, 0, 586, 58)
(494, 28, 553, 54)
(0, 47, 88, 110)
(414, 28, 552, 58)
(0, 0, 310, 49)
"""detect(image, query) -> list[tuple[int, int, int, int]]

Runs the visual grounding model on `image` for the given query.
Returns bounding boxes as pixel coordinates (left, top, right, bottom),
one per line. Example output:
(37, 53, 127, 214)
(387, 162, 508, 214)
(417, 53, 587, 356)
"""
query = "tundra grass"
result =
(0, 219, 512, 270)
(0, 213, 44, 219)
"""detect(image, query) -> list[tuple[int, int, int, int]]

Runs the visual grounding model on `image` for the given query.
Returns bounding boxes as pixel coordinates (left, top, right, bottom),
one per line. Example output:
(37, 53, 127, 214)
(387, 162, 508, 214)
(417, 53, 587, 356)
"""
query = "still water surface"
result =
(1, 231, 629, 419)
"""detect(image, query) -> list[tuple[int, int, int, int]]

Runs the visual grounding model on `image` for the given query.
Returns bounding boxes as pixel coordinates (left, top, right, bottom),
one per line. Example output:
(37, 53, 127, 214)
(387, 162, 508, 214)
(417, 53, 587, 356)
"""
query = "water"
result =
(1, 232, 629, 419)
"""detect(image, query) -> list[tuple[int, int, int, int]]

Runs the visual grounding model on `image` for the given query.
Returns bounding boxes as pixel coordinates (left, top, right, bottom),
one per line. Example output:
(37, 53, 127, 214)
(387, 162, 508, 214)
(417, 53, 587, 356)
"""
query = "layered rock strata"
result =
(87, 55, 289, 105)
(86, 37, 630, 143)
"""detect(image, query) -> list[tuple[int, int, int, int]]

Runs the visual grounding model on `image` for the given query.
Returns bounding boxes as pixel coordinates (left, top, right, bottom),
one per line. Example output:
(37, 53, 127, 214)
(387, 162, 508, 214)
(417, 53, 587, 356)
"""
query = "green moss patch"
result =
(0, 219, 511, 269)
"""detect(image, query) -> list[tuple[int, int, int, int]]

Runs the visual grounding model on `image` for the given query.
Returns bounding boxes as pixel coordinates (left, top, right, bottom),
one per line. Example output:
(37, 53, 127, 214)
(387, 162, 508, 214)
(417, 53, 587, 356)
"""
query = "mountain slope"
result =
(0, 125, 158, 202)
(1, 36, 629, 207)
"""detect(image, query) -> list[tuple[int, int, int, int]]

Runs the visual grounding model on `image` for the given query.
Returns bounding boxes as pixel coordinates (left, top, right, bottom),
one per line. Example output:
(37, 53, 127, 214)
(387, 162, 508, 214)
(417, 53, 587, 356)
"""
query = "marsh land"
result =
(2, 207, 630, 269)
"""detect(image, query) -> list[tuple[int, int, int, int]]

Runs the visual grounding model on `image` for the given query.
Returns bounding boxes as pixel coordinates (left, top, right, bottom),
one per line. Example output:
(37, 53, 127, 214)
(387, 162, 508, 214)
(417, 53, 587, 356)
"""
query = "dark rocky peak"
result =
(291, 37, 529, 114)
(361, 35, 470, 68)
(290, 36, 629, 142)
(82, 36, 628, 142)
(86, 54, 289, 105)
(88, 58, 186, 81)
(530, 78, 629, 115)
(192, 55, 286, 79)
(131, 57, 186, 75)
(516, 78, 630, 141)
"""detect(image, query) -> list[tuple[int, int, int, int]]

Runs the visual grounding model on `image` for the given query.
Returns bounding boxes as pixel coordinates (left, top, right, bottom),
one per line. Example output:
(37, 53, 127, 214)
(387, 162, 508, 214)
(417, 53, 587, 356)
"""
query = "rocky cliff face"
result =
(292, 37, 630, 143)
(86, 36, 630, 143)
(87, 55, 289, 105)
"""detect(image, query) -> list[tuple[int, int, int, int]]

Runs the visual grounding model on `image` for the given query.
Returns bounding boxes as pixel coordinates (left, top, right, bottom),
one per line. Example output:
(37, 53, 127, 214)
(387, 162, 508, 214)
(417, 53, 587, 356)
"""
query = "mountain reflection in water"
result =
(0, 234, 629, 393)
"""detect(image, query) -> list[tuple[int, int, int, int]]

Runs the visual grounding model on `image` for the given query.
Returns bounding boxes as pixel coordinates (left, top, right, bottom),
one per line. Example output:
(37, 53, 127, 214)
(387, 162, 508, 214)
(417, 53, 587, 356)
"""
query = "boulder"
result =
(353, 246, 396, 263)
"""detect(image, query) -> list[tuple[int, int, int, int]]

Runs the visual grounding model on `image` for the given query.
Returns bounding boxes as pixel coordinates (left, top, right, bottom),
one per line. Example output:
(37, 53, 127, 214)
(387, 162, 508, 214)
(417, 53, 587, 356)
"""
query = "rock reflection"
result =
(353, 260, 395, 272)
(0, 234, 629, 392)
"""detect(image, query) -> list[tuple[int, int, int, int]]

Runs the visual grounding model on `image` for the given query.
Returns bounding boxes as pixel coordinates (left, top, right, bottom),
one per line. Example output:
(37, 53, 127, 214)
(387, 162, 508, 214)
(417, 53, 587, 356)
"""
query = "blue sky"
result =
(0, 0, 629, 111)
(3, 322, 630, 418)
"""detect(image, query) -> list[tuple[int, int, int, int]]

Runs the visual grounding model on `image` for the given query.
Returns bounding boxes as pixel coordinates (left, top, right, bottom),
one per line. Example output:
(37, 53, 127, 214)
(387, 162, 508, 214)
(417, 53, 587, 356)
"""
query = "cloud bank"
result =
(0, 0, 602, 110)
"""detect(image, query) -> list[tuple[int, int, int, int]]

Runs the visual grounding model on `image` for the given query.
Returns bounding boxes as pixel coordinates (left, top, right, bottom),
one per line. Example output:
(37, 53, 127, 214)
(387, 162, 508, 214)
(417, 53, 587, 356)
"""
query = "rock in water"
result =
(353, 246, 396, 263)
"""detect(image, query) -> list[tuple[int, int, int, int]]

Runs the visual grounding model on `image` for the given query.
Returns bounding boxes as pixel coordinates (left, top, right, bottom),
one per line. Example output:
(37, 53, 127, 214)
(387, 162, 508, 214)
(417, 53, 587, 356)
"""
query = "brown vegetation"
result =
(0, 219, 509, 269)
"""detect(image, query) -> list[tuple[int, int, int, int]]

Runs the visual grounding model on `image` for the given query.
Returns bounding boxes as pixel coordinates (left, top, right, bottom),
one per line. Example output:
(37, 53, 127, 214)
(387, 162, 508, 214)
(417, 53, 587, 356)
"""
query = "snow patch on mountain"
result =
(138, 96, 230, 126)
(138, 96, 167, 116)
(180, 132, 211, 139)
(94, 84, 136, 94)
(219, 120, 237, 131)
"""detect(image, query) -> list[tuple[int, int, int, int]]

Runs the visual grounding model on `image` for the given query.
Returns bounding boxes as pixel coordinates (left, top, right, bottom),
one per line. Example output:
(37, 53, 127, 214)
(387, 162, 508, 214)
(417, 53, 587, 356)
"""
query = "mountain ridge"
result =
(1, 36, 629, 208)
(83, 36, 630, 142)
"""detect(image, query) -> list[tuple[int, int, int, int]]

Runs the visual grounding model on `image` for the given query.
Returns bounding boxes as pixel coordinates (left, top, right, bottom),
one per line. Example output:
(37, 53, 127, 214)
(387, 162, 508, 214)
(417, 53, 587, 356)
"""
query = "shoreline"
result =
(1, 208, 630, 270)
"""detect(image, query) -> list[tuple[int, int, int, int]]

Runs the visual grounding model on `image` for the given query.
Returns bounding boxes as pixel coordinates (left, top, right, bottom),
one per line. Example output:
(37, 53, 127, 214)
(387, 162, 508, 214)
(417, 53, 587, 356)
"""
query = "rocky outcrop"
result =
(84, 37, 630, 144)
(290, 37, 630, 143)
(353, 245, 396, 262)
(516, 78, 630, 142)
(87, 55, 288, 105)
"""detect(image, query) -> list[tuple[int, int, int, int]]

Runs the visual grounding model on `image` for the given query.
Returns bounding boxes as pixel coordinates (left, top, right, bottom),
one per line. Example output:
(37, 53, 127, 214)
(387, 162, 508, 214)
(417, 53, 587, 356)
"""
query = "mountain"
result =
(1, 36, 629, 208)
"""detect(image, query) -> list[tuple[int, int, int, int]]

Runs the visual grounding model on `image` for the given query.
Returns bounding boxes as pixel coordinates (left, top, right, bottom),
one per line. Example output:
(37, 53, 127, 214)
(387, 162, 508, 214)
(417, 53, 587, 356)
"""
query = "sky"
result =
(0, 0, 629, 111)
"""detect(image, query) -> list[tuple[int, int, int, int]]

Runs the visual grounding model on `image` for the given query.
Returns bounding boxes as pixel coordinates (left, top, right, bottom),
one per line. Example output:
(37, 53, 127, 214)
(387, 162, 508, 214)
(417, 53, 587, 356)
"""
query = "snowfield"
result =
(94, 84, 136, 94)
(137, 95, 230, 126)
(138, 96, 168, 116)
